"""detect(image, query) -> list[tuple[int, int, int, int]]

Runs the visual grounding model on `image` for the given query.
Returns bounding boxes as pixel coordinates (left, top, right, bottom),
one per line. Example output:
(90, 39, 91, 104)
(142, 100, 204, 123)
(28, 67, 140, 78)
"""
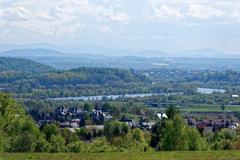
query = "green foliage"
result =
(89, 137, 110, 153)
(35, 136, 51, 152)
(104, 121, 129, 140)
(43, 123, 61, 141)
(165, 106, 180, 120)
(83, 103, 93, 112)
(68, 141, 86, 153)
(0, 67, 150, 98)
(11, 132, 37, 152)
(0, 57, 55, 74)
(187, 127, 208, 151)
(111, 129, 148, 152)
(0, 94, 42, 152)
(160, 114, 188, 151)
(156, 114, 208, 151)
(50, 135, 66, 153)
(1, 93, 240, 153)
(221, 104, 226, 111)
(61, 129, 79, 145)
(211, 129, 235, 150)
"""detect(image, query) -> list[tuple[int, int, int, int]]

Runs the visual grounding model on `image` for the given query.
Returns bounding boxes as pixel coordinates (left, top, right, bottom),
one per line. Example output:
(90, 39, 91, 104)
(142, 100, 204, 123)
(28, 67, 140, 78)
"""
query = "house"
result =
(103, 112, 112, 120)
(156, 112, 168, 120)
(228, 123, 239, 130)
(60, 122, 70, 128)
(232, 95, 239, 98)
(70, 119, 80, 128)
(91, 110, 105, 125)
(140, 122, 155, 130)
(119, 116, 134, 127)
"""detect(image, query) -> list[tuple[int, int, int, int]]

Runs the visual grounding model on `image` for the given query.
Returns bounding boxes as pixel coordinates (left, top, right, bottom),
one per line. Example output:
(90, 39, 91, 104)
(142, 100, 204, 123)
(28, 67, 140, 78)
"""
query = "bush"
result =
(104, 121, 129, 140)
(50, 135, 66, 153)
(89, 137, 111, 153)
(68, 141, 86, 153)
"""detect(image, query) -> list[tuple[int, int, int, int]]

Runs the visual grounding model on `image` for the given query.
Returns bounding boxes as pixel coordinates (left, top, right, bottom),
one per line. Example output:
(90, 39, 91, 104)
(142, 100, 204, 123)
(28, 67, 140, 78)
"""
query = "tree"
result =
(35, 136, 51, 152)
(68, 141, 86, 153)
(0, 94, 42, 152)
(187, 127, 208, 151)
(83, 103, 93, 112)
(102, 103, 112, 112)
(104, 121, 129, 140)
(61, 128, 79, 145)
(50, 135, 66, 153)
(161, 114, 188, 151)
(165, 106, 180, 120)
(11, 132, 37, 152)
(221, 104, 226, 111)
(43, 123, 61, 141)
(89, 137, 110, 153)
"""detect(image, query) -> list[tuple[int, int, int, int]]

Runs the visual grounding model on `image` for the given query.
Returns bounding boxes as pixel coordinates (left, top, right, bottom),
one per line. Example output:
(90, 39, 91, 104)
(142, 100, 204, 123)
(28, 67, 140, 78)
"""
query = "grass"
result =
(181, 104, 240, 112)
(1, 151, 240, 160)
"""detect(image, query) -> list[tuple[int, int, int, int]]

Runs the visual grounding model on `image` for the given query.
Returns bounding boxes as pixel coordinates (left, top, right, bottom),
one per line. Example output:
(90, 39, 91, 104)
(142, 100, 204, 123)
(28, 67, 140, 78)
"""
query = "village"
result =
(31, 102, 240, 135)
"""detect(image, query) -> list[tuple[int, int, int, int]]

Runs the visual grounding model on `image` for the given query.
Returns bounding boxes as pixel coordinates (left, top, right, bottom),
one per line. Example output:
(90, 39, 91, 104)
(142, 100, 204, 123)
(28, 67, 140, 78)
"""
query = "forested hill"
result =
(69, 67, 150, 83)
(0, 66, 151, 98)
(0, 57, 55, 74)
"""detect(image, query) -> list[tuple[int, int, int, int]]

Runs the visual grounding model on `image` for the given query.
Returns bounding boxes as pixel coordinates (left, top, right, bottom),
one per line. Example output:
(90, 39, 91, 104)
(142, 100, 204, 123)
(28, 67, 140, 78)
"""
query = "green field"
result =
(2, 151, 240, 160)
(182, 105, 240, 112)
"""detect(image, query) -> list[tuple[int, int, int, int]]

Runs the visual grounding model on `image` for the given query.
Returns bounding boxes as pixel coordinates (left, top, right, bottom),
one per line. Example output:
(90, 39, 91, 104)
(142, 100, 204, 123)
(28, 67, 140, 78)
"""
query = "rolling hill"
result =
(0, 57, 55, 74)
(0, 48, 65, 57)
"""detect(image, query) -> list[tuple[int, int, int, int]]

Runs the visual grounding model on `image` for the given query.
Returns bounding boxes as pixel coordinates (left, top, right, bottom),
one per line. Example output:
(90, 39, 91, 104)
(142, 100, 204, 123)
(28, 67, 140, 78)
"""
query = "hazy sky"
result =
(0, 0, 240, 53)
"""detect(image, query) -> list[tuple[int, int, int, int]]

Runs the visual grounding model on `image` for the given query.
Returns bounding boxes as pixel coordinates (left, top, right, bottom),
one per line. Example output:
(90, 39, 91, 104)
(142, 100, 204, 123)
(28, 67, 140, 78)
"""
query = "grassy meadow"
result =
(1, 151, 240, 160)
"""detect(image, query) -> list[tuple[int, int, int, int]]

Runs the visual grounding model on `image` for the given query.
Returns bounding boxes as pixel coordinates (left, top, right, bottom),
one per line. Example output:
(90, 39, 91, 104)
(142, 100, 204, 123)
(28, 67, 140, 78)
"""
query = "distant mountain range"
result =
(0, 49, 66, 57)
(1, 49, 240, 71)
(175, 48, 240, 59)
(0, 43, 239, 59)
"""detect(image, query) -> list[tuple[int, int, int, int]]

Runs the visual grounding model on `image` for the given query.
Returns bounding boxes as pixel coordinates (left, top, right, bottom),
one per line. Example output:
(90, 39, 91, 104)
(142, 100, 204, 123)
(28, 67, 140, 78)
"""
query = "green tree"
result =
(43, 123, 61, 141)
(187, 127, 208, 151)
(0, 94, 42, 152)
(50, 135, 66, 153)
(11, 132, 37, 152)
(221, 104, 226, 111)
(68, 141, 86, 153)
(161, 114, 188, 151)
(165, 106, 180, 120)
(83, 103, 93, 112)
(104, 121, 129, 140)
(89, 137, 110, 153)
(61, 128, 79, 145)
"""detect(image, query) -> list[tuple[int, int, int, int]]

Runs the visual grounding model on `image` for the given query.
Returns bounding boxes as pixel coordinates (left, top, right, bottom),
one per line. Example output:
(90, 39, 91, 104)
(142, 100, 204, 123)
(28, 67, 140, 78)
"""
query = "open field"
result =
(1, 151, 240, 160)
(182, 105, 240, 112)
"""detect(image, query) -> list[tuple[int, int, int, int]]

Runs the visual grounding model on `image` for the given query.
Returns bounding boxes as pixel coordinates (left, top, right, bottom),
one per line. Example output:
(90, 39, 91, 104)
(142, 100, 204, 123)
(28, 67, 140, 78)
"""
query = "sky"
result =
(0, 0, 240, 53)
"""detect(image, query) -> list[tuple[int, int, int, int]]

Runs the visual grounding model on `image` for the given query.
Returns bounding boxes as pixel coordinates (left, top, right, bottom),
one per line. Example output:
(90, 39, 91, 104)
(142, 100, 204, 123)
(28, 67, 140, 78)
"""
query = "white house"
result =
(157, 113, 168, 120)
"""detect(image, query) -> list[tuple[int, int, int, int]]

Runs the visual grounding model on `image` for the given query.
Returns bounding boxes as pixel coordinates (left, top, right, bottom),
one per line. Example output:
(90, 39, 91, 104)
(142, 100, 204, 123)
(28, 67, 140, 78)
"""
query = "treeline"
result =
(0, 67, 150, 98)
(146, 69, 240, 84)
(1, 93, 240, 153)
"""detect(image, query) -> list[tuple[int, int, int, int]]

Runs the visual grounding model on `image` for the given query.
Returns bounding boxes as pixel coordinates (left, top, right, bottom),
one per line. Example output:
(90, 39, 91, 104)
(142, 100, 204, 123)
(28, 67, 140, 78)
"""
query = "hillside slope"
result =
(0, 57, 55, 74)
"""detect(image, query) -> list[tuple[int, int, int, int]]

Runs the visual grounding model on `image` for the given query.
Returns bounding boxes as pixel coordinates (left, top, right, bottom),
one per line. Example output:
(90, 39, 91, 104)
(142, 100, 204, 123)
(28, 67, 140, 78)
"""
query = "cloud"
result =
(187, 4, 224, 20)
(1, 6, 30, 21)
(0, 0, 129, 37)
(150, 4, 184, 20)
(148, 0, 239, 23)
(0, 0, 239, 50)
